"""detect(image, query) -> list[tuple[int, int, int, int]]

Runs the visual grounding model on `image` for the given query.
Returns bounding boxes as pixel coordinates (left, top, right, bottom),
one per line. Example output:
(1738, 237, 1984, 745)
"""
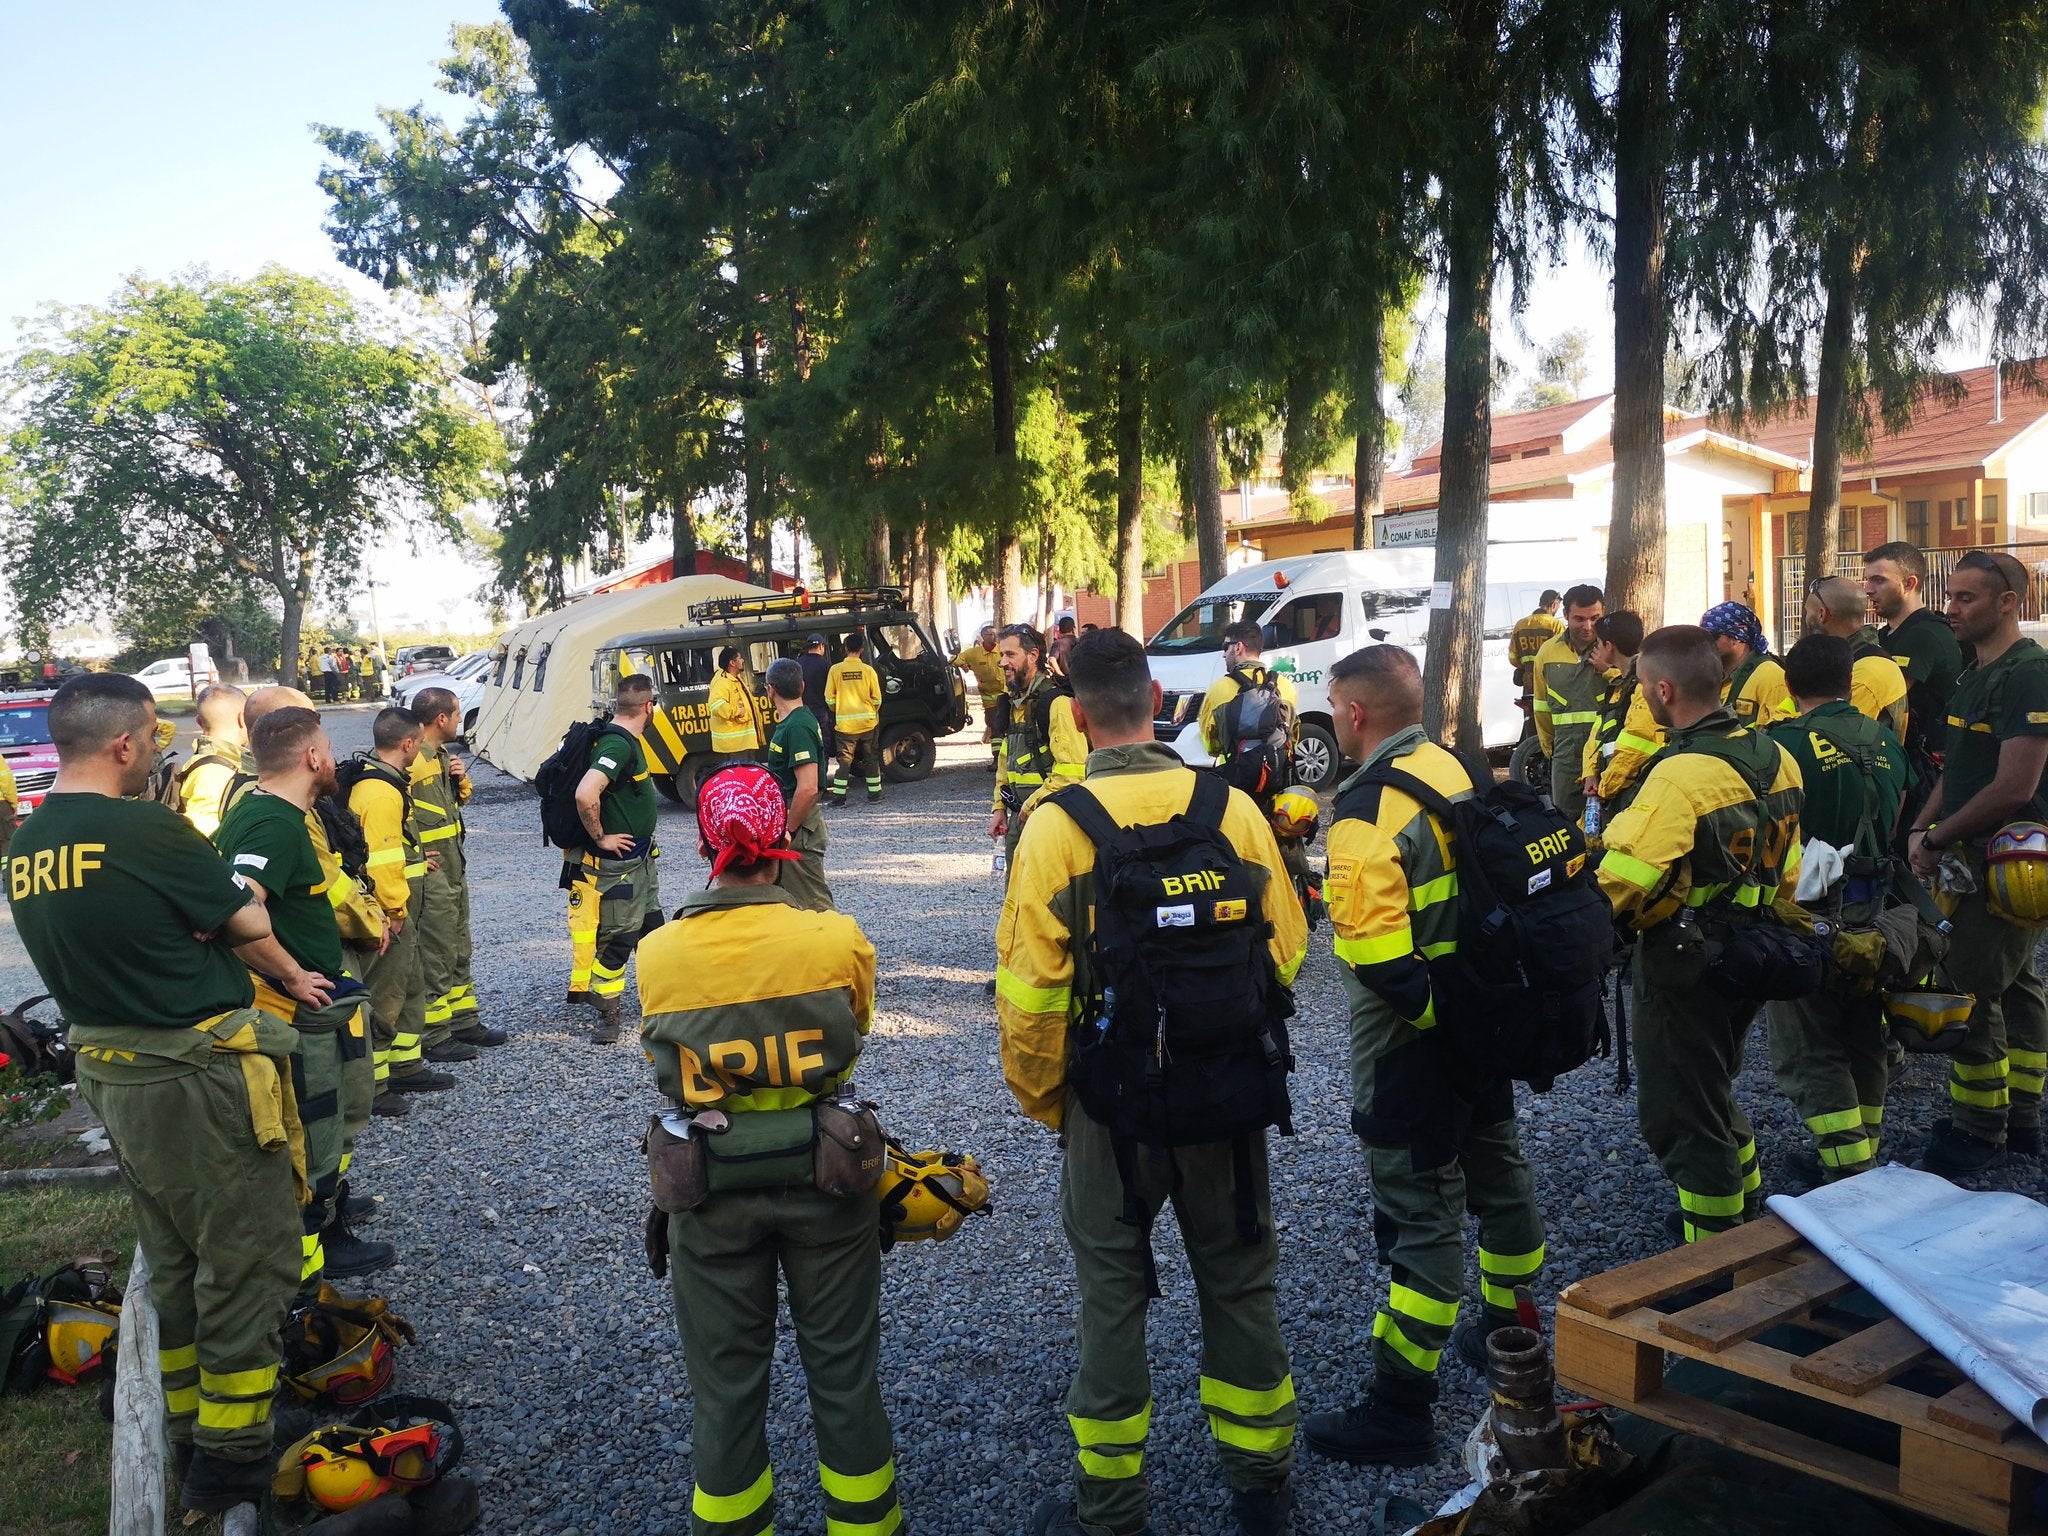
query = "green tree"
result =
(2, 268, 496, 683)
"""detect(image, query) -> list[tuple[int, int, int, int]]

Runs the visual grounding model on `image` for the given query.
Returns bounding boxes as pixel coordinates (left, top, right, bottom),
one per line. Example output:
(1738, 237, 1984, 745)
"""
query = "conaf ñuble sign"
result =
(1375, 511, 1437, 547)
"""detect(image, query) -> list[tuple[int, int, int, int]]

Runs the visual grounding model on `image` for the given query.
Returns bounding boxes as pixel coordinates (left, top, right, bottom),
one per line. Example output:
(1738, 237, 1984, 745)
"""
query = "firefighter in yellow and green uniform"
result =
(176, 683, 247, 839)
(638, 761, 902, 1536)
(567, 674, 662, 1044)
(347, 707, 454, 1106)
(1763, 636, 1907, 1185)
(1509, 591, 1564, 734)
(8, 675, 320, 1515)
(1908, 549, 2048, 1173)
(1530, 584, 1606, 824)
(410, 686, 501, 1050)
(215, 707, 395, 1282)
(990, 622, 1088, 870)
(1598, 626, 1804, 1242)
(708, 646, 764, 760)
(826, 631, 885, 805)
(997, 629, 1308, 1536)
(1301, 645, 1546, 1469)
(1701, 602, 1795, 727)
(1577, 613, 1662, 824)
(952, 622, 1006, 767)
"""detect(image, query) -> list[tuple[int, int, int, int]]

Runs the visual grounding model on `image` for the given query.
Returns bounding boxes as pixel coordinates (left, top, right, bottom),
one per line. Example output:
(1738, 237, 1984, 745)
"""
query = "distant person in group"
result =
(638, 763, 901, 1536)
(799, 633, 839, 801)
(335, 647, 354, 700)
(709, 645, 764, 760)
(177, 684, 248, 839)
(764, 657, 834, 911)
(1864, 540, 1964, 836)
(368, 645, 391, 698)
(412, 686, 497, 1049)
(318, 645, 340, 704)
(566, 674, 662, 1044)
(1804, 575, 1909, 738)
(951, 623, 1006, 771)
(1510, 590, 1564, 701)
(1048, 614, 1079, 678)
(1531, 584, 1606, 822)
(827, 632, 884, 806)
(0, 752, 15, 860)
(1700, 601, 1793, 726)
(1580, 612, 1659, 820)
(1909, 549, 2048, 1173)
(9, 674, 326, 1514)
(1765, 635, 1907, 1186)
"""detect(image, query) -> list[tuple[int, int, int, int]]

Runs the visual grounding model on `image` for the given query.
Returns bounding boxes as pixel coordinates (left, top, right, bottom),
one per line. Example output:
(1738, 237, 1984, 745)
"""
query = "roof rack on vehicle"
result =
(684, 586, 907, 626)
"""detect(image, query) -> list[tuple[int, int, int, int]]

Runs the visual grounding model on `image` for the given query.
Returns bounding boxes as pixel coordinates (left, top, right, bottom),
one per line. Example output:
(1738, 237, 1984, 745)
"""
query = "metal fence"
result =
(1773, 543, 2048, 651)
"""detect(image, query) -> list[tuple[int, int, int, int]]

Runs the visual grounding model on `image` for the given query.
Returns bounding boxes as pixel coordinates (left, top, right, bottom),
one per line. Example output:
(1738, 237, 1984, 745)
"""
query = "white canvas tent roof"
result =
(469, 574, 770, 781)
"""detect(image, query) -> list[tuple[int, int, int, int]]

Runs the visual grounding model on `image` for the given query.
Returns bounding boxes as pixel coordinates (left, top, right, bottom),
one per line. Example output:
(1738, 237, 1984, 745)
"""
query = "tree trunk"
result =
(866, 521, 893, 590)
(278, 588, 305, 689)
(928, 540, 950, 645)
(1352, 303, 1388, 550)
(670, 500, 698, 581)
(1427, 131, 1498, 766)
(819, 535, 845, 590)
(1803, 238, 1856, 580)
(987, 270, 1024, 624)
(1114, 354, 1147, 639)
(1191, 408, 1227, 588)
(739, 315, 772, 585)
(1607, 0, 1671, 624)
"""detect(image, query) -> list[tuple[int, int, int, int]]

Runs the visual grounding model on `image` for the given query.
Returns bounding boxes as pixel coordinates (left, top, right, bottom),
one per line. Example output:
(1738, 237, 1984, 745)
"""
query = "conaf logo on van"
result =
(1292, 669, 1324, 685)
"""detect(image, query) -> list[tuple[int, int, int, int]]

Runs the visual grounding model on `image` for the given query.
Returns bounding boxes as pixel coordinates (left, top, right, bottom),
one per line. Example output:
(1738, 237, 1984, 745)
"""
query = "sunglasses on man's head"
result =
(1956, 550, 2023, 593)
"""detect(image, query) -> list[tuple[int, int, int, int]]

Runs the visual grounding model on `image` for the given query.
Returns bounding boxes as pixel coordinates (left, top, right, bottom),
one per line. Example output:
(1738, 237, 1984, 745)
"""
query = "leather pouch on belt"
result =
(645, 1114, 709, 1213)
(812, 1099, 886, 1198)
(1638, 917, 1709, 992)
(704, 1106, 816, 1194)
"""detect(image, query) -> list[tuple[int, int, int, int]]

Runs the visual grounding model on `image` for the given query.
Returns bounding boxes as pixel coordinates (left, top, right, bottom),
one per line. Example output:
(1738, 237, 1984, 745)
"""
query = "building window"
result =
(2027, 492, 2048, 525)
(1838, 507, 1858, 553)
(1945, 499, 1968, 530)
(1785, 516, 1806, 556)
(1983, 494, 2000, 529)
(1907, 501, 1930, 545)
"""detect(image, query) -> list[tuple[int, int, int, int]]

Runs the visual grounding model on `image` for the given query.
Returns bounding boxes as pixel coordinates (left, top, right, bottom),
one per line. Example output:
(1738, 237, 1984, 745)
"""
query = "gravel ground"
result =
(4, 706, 2045, 1535)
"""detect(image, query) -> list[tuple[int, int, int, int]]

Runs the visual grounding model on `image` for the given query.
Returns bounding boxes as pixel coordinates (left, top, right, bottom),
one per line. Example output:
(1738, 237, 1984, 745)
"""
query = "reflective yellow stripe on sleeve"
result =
(419, 824, 461, 842)
(995, 968, 1071, 1017)
(1333, 930, 1415, 967)
(365, 849, 406, 868)
(1600, 851, 1664, 891)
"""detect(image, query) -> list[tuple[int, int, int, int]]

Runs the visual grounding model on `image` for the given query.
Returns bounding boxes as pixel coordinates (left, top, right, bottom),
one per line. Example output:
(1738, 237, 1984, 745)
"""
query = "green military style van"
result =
(592, 588, 968, 808)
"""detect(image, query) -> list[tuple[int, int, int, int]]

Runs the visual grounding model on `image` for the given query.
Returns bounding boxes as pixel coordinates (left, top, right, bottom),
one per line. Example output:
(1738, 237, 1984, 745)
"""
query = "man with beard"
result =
(1908, 549, 2048, 1172)
(1865, 541, 1964, 838)
(1530, 585, 1607, 824)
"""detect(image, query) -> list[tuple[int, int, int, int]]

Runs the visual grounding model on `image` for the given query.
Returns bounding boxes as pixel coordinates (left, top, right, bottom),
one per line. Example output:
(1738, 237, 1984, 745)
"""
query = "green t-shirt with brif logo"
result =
(9, 794, 254, 1028)
(588, 728, 658, 844)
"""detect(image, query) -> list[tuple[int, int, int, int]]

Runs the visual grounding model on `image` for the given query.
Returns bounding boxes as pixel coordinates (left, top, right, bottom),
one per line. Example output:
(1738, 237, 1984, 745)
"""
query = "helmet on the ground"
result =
(1884, 990, 1974, 1053)
(43, 1299, 119, 1384)
(877, 1143, 991, 1247)
(1269, 790, 1319, 841)
(1985, 821, 2048, 925)
(298, 1421, 442, 1511)
(283, 1285, 414, 1404)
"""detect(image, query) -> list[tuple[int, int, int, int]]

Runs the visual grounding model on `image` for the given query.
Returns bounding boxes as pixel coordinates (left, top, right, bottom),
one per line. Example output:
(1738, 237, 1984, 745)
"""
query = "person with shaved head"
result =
(177, 684, 249, 838)
(1803, 573, 1909, 738)
(1302, 645, 1547, 1469)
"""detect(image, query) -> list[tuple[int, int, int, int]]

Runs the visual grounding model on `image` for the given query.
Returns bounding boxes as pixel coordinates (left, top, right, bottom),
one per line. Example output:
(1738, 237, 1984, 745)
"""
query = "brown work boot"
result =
(590, 997, 622, 1045)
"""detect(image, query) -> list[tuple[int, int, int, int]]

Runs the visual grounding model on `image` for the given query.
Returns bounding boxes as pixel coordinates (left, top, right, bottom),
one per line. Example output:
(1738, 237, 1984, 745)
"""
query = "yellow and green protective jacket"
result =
(827, 657, 882, 735)
(708, 671, 762, 754)
(1724, 653, 1795, 728)
(346, 760, 426, 918)
(1534, 636, 1607, 771)
(1596, 709, 1804, 931)
(994, 672, 1087, 815)
(409, 743, 470, 856)
(995, 743, 1308, 1129)
(638, 885, 876, 1110)
(1582, 661, 1665, 813)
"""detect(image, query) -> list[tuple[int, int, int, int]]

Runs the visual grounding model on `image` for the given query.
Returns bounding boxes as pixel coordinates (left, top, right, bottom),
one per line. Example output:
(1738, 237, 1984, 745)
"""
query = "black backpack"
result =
(312, 796, 370, 881)
(1216, 667, 1292, 797)
(537, 720, 634, 852)
(1050, 772, 1296, 1295)
(1350, 764, 1615, 1091)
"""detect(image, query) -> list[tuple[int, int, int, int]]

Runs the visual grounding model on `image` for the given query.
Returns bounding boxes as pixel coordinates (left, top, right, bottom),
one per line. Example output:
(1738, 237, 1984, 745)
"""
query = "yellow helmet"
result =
(274, 1395, 461, 1512)
(878, 1143, 991, 1248)
(1884, 990, 1975, 1053)
(1985, 821, 2048, 925)
(283, 1284, 414, 1404)
(44, 1298, 120, 1385)
(1269, 790, 1320, 840)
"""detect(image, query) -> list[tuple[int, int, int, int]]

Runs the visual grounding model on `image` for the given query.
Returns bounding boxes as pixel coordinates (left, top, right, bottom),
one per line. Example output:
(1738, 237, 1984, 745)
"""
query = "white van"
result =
(1147, 544, 1599, 788)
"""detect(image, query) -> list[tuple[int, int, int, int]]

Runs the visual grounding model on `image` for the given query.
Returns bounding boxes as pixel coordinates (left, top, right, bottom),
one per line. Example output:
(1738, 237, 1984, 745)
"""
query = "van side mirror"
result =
(1370, 628, 1390, 641)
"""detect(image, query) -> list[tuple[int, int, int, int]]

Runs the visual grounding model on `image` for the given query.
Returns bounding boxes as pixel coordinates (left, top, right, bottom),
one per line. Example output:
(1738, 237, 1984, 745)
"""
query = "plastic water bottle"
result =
(1582, 793, 1604, 839)
(991, 847, 1007, 882)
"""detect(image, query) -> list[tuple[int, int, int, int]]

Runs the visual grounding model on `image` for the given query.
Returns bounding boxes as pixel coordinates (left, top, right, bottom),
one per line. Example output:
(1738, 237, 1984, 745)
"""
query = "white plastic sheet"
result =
(1766, 1164, 2048, 1443)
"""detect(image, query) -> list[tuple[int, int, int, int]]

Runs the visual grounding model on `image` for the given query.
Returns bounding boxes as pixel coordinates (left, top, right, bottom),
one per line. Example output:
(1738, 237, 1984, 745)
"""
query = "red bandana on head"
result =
(696, 763, 803, 879)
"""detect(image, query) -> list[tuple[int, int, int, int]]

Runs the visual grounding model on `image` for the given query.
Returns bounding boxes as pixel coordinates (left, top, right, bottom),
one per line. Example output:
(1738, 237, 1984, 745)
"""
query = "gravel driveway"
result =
(3, 709, 2042, 1535)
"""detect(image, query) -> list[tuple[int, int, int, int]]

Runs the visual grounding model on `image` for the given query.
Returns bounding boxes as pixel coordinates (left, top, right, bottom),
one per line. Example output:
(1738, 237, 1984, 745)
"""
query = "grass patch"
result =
(0, 1184, 134, 1536)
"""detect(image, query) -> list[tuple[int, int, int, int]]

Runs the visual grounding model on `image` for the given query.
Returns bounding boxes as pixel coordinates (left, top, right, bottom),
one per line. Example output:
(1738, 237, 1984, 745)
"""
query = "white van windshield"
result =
(1148, 595, 1270, 654)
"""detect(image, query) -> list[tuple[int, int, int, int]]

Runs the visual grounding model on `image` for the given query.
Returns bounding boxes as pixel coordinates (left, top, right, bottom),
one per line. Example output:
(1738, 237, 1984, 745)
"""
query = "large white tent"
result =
(468, 574, 770, 781)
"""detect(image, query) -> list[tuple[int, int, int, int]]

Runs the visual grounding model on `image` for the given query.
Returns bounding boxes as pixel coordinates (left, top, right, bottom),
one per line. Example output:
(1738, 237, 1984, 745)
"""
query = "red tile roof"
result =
(1411, 395, 1612, 470)
(1719, 360, 2048, 478)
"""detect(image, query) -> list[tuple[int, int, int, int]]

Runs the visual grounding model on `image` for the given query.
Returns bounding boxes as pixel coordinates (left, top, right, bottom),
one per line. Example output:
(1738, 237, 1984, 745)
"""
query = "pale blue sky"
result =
(0, 1, 499, 335)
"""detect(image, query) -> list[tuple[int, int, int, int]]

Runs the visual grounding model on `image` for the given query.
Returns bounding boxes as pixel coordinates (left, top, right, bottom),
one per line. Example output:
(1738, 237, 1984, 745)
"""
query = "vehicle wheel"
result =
(880, 724, 936, 784)
(654, 772, 684, 806)
(1508, 735, 1549, 791)
(666, 756, 715, 812)
(1292, 723, 1341, 791)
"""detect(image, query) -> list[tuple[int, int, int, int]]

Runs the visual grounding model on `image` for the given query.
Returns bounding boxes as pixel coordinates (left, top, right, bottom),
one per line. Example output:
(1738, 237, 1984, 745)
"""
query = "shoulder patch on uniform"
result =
(233, 853, 269, 870)
(2027, 711, 2048, 725)
(597, 755, 619, 770)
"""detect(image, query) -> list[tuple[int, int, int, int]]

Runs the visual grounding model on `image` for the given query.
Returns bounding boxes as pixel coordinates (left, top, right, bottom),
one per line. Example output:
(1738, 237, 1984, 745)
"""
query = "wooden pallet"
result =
(1555, 1215, 2048, 1536)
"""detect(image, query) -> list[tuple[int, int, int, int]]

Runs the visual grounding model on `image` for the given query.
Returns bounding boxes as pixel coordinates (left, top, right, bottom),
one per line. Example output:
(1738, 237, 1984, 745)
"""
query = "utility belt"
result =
(1640, 903, 1826, 1002)
(580, 837, 654, 872)
(643, 1096, 885, 1212)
